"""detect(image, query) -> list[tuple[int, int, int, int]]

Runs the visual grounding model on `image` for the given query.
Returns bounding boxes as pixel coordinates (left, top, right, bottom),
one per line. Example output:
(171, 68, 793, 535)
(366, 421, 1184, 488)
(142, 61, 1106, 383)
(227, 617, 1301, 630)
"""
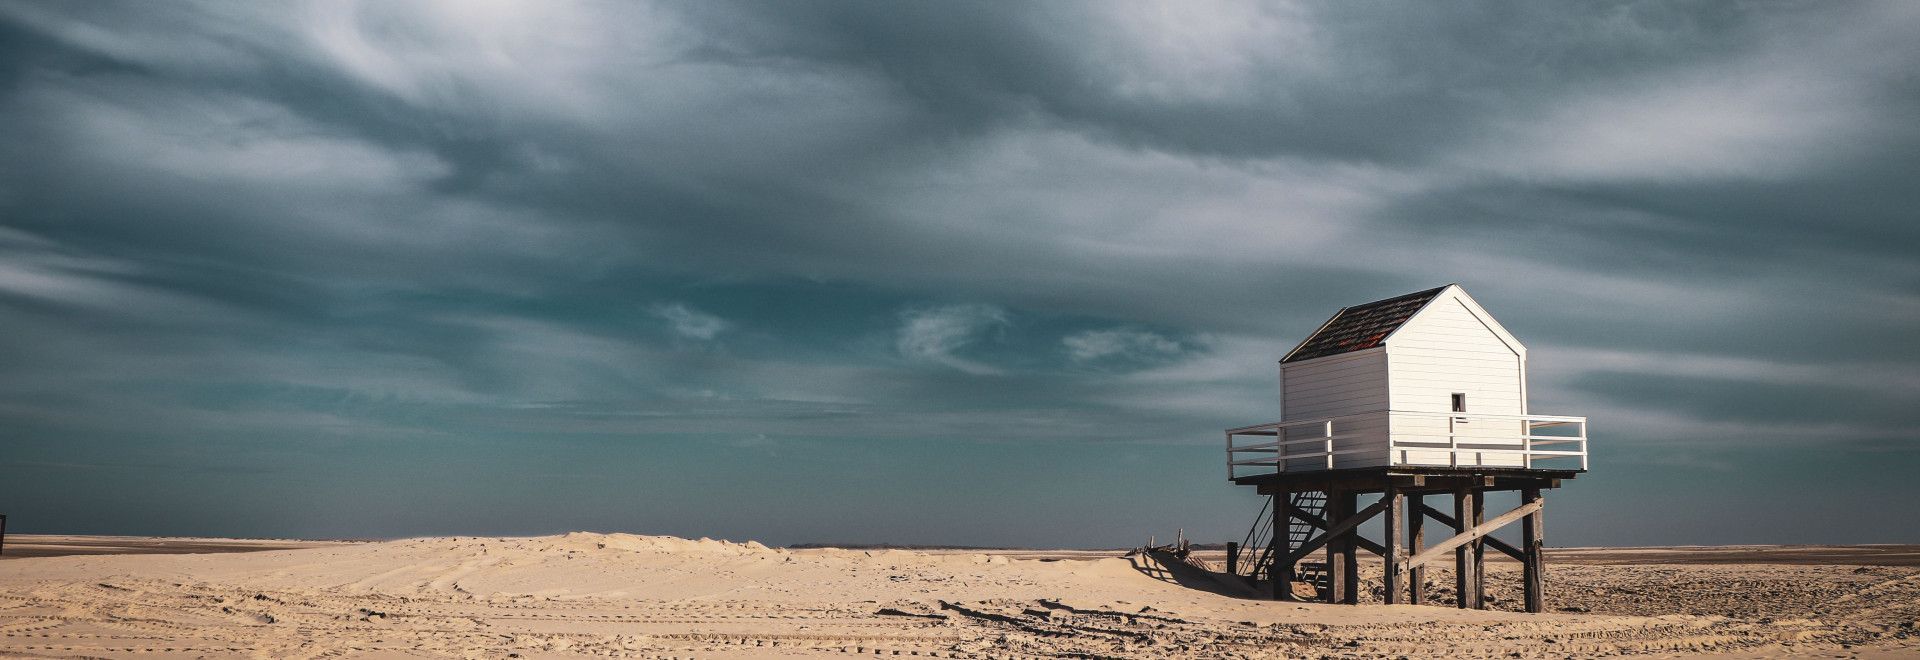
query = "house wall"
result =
(1280, 348, 1389, 469)
(1385, 294, 1528, 467)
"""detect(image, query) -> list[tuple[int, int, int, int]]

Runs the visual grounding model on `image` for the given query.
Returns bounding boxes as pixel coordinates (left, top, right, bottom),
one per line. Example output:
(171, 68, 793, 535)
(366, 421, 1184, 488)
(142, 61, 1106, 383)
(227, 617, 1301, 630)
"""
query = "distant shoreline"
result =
(4, 533, 1918, 566)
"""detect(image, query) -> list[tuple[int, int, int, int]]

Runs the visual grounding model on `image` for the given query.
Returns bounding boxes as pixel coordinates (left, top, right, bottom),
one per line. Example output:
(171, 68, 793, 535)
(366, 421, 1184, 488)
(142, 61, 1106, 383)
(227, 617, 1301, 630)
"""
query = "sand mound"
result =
(550, 531, 775, 556)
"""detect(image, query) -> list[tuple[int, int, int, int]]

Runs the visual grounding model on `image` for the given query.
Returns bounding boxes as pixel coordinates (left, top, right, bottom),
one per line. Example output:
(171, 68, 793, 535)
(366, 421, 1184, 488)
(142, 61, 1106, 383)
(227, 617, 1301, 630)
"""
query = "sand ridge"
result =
(0, 532, 1915, 658)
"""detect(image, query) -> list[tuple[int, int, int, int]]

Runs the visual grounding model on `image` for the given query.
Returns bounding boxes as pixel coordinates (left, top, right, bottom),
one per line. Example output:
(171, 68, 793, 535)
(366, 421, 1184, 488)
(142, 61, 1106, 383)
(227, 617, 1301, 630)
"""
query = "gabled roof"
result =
(1280, 285, 1450, 363)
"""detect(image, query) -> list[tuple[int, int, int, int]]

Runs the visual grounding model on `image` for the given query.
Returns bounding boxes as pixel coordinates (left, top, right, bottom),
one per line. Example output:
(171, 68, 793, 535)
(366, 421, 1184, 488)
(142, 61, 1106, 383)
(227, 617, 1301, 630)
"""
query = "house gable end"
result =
(1383, 285, 1527, 358)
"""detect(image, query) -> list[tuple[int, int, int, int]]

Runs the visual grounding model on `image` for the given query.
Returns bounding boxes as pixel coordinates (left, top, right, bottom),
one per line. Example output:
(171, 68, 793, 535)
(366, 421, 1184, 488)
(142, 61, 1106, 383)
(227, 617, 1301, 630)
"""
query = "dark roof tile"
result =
(1281, 286, 1448, 363)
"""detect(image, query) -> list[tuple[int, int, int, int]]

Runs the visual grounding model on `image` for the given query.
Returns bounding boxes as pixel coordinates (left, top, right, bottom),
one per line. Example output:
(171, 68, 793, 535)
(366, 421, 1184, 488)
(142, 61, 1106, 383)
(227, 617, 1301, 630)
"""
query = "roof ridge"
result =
(1345, 284, 1450, 310)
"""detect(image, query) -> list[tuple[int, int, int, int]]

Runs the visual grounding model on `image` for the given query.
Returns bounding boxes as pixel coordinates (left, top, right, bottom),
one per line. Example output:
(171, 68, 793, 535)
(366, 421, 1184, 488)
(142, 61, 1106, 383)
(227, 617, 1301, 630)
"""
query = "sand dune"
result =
(1, 533, 1916, 658)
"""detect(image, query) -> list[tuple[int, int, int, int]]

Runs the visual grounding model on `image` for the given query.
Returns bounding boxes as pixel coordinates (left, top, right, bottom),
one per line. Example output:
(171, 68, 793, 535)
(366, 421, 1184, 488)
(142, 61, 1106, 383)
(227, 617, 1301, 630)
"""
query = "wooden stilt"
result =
(1325, 490, 1350, 604)
(1453, 488, 1475, 609)
(1383, 486, 1403, 604)
(1407, 495, 1425, 605)
(1471, 489, 1486, 609)
(1272, 493, 1292, 601)
(1522, 487, 1545, 613)
(1338, 491, 1359, 605)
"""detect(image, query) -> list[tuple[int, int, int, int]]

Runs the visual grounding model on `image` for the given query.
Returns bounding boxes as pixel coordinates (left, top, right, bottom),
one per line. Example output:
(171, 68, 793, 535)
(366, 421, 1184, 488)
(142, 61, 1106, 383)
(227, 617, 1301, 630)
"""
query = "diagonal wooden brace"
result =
(1285, 502, 1390, 557)
(1406, 499, 1543, 569)
(1285, 497, 1388, 565)
(1416, 502, 1527, 562)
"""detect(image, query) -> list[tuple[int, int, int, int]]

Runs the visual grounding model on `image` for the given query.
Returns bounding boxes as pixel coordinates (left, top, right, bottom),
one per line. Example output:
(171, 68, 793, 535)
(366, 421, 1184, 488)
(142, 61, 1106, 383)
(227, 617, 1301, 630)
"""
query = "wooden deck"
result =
(1230, 465, 1581, 494)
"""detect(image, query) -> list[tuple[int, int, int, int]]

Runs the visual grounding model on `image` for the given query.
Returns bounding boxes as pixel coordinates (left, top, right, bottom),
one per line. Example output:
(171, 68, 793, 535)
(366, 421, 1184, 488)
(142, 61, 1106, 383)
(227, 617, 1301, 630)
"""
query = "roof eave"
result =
(1279, 306, 1349, 363)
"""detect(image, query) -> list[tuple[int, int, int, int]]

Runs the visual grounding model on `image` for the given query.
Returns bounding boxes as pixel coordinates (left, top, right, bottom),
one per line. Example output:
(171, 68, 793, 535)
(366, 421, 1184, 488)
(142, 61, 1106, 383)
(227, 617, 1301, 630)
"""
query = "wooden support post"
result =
(1471, 489, 1486, 609)
(1522, 487, 1545, 613)
(1272, 493, 1293, 601)
(1338, 491, 1360, 604)
(1225, 541, 1239, 577)
(1453, 488, 1475, 609)
(1325, 490, 1351, 604)
(1408, 495, 1425, 605)
(1383, 487, 1404, 604)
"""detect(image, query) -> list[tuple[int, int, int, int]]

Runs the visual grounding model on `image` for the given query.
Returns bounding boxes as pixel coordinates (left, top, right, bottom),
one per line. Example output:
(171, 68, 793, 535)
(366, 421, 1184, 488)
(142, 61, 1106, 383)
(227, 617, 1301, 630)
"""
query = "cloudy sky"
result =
(2, 1, 1917, 548)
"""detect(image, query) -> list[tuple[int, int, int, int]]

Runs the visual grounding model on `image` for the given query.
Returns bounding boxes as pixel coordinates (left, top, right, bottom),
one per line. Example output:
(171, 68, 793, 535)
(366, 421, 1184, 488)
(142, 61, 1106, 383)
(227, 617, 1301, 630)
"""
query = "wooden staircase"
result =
(1285, 491, 1332, 599)
(1229, 491, 1332, 599)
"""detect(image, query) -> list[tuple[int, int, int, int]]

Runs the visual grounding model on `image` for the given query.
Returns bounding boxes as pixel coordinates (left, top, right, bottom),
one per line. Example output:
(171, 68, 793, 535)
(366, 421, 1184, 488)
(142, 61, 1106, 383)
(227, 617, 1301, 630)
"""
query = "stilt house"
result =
(1223, 284, 1587, 611)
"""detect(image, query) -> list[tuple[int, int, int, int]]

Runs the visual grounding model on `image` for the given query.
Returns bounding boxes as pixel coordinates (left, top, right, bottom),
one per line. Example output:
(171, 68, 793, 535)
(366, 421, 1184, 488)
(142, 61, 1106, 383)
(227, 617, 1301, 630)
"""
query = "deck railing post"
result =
(1521, 419, 1532, 469)
(1226, 431, 1234, 480)
(1387, 428, 1397, 467)
(1323, 420, 1334, 470)
(1276, 424, 1287, 474)
(1579, 421, 1589, 471)
(1448, 415, 1459, 467)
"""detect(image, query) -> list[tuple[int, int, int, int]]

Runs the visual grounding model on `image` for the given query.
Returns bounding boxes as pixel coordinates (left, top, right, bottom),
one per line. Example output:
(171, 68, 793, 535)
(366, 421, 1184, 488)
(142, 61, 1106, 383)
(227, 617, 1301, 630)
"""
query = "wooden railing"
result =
(1225, 415, 1368, 479)
(1226, 411, 1587, 479)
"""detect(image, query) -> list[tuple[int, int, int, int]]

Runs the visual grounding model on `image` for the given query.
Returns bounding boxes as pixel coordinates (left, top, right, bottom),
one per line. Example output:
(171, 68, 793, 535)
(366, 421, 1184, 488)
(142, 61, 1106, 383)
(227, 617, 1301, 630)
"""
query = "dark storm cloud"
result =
(2, 1, 1917, 544)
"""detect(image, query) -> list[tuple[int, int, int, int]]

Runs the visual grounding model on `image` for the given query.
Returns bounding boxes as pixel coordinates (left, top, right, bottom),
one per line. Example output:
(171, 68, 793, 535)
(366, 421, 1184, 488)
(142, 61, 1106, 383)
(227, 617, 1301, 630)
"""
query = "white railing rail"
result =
(1225, 411, 1587, 479)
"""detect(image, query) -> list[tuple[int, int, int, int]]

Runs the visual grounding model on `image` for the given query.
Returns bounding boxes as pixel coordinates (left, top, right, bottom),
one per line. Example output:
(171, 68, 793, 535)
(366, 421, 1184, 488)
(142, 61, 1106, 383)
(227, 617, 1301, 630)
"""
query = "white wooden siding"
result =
(1386, 294, 1527, 466)
(1386, 297, 1524, 414)
(1281, 349, 1389, 468)
(1283, 349, 1387, 418)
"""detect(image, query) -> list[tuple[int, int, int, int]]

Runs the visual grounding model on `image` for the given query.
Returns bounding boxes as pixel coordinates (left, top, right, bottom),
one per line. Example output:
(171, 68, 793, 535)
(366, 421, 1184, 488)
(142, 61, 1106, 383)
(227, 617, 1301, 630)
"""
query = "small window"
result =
(1451, 392, 1467, 413)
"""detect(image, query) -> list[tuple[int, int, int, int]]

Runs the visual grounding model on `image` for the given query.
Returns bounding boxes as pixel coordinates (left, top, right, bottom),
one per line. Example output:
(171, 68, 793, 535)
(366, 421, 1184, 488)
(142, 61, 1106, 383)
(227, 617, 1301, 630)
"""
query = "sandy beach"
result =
(1, 534, 1915, 658)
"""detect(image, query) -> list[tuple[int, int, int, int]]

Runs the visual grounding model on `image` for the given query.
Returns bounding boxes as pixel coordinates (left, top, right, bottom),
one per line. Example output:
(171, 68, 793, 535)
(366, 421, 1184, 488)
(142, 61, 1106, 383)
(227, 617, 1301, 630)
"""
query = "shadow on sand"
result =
(1126, 550, 1267, 600)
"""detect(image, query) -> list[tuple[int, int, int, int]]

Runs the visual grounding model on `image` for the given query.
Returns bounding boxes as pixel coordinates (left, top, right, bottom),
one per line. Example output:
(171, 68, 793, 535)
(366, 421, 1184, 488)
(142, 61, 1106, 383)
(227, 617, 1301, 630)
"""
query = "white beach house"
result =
(1226, 284, 1587, 477)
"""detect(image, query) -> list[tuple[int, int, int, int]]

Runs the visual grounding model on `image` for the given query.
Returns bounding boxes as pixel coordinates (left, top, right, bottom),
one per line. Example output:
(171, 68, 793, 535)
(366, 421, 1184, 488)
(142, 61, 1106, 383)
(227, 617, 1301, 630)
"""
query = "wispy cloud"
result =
(1062, 328, 1181, 363)
(895, 304, 1009, 375)
(651, 302, 729, 340)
